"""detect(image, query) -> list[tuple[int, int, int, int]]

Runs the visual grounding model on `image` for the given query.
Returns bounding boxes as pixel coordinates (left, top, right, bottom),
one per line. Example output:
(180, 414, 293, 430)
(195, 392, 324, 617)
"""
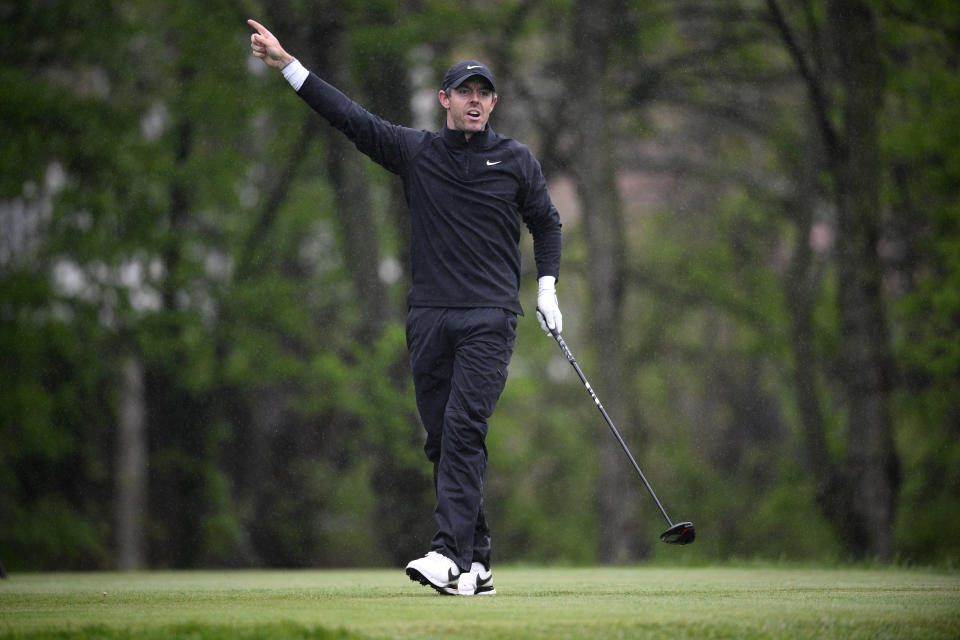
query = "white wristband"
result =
(282, 58, 309, 91)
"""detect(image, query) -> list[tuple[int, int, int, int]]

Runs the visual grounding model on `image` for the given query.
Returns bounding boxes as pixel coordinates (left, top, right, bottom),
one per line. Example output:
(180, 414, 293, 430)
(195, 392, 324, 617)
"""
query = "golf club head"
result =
(660, 521, 695, 545)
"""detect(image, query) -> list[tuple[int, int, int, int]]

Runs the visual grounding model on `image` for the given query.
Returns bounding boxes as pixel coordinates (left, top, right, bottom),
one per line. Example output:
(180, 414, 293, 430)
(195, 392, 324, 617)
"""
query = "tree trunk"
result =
(782, 117, 869, 546)
(325, 129, 388, 342)
(826, 0, 900, 561)
(569, 0, 639, 563)
(769, 0, 901, 562)
(358, 26, 433, 566)
(306, 2, 429, 566)
(313, 6, 389, 344)
(115, 355, 147, 570)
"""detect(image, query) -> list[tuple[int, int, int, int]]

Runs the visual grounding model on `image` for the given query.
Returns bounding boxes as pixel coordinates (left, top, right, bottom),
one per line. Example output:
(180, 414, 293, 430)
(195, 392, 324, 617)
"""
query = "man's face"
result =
(439, 77, 497, 139)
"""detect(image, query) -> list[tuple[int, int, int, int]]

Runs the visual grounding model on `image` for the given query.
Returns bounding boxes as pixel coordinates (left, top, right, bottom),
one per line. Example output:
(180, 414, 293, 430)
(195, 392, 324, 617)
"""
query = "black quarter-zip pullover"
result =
(297, 73, 561, 315)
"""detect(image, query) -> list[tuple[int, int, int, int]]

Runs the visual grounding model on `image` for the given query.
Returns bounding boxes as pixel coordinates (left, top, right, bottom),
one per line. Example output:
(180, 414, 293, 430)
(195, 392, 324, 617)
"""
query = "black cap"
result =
(441, 60, 496, 92)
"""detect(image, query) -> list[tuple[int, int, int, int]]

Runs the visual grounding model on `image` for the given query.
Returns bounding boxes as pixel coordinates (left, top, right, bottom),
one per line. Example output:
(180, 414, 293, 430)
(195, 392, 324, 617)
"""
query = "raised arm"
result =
(248, 19, 293, 69)
(246, 19, 415, 175)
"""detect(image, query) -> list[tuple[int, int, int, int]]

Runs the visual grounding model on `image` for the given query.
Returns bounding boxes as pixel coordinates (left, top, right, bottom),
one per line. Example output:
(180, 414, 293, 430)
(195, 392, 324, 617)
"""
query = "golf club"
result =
(540, 311, 695, 545)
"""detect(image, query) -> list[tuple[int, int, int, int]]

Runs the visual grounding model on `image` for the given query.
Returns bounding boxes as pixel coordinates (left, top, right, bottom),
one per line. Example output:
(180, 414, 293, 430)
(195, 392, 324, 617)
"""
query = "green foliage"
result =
(2, 0, 959, 572)
(877, 0, 960, 565)
(488, 326, 599, 565)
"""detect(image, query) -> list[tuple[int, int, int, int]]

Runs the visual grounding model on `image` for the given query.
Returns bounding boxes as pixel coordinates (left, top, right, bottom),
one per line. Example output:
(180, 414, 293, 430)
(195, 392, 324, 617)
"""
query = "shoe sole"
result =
(405, 567, 457, 596)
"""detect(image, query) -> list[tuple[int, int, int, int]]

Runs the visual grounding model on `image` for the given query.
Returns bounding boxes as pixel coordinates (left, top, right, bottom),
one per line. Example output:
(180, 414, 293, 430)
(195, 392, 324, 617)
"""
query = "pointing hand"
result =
(247, 19, 293, 69)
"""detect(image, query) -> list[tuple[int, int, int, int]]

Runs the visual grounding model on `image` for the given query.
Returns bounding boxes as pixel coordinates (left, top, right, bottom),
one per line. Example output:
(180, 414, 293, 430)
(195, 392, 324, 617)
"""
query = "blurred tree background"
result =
(1, 0, 957, 571)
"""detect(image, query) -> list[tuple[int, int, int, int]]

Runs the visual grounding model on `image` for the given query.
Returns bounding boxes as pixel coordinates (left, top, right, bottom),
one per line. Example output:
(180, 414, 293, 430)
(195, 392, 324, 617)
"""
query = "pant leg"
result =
(406, 307, 516, 572)
(406, 307, 452, 470)
(436, 308, 516, 571)
(473, 500, 492, 569)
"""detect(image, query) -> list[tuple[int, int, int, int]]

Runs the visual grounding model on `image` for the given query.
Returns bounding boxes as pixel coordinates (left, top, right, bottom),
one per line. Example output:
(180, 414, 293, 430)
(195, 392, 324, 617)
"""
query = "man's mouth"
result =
(466, 109, 481, 120)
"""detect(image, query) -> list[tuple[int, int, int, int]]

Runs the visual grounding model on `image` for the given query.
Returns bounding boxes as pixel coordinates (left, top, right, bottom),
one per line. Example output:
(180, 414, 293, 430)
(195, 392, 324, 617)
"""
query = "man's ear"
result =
(437, 89, 450, 110)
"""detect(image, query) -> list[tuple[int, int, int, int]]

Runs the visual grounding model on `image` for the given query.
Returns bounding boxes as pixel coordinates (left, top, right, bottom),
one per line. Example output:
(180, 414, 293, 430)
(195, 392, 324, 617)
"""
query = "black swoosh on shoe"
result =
(405, 566, 459, 596)
(475, 574, 496, 595)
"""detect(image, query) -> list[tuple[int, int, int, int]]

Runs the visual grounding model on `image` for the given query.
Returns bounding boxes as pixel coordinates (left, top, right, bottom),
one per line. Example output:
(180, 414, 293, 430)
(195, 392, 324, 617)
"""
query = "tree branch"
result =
(764, 0, 840, 157)
(235, 115, 319, 281)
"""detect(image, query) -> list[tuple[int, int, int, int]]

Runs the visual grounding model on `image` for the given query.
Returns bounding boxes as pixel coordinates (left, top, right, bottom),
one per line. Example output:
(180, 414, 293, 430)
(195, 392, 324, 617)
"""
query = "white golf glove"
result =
(536, 275, 562, 335)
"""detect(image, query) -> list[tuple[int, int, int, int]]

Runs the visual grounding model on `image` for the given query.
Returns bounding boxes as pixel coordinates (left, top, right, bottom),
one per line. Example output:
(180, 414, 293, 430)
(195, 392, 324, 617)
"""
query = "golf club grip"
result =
(540, 315, 673, 527)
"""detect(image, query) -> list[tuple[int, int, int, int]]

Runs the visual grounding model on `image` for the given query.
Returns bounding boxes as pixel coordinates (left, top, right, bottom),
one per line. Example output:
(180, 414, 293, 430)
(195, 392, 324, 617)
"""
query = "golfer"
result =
(249, 19, 563, 596)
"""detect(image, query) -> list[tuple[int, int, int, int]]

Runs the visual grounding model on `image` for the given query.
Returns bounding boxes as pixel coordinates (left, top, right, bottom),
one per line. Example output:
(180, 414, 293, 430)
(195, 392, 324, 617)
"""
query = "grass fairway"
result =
(1, 566, 958, 639)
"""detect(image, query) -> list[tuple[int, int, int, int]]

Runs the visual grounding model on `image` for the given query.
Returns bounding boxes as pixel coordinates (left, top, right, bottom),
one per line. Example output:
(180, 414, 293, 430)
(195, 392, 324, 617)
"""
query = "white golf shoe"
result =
(405, 551, 460, 595)
(457, 562, 496, 596)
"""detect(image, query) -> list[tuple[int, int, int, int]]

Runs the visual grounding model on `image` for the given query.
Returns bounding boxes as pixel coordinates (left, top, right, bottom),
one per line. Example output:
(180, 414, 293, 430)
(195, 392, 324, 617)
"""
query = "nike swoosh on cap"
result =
(486, 160, 502, 166)
(466, 65, 483, 69)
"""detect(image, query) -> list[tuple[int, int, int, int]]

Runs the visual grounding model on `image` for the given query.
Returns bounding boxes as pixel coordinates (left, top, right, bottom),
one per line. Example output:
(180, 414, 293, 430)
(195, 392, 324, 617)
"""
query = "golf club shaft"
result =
(544, 322, 674, 527)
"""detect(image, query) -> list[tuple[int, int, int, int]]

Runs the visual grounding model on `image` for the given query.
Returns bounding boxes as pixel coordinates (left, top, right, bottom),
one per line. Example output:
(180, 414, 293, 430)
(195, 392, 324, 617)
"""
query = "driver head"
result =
(660, 521, 695, 545)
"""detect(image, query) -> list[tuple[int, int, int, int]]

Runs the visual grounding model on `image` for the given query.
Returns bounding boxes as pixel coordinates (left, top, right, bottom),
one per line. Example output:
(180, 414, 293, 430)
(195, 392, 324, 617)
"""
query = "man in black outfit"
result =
(249, 19, 563, 596)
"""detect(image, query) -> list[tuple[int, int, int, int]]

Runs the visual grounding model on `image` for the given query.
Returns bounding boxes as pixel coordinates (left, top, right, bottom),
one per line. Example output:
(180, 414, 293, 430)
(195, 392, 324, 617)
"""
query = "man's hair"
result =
(443, 79, 497, 99)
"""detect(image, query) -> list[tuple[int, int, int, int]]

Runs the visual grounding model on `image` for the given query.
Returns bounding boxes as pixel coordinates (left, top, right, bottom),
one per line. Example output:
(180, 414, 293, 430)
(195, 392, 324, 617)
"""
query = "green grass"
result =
(1, 566, 958, 639)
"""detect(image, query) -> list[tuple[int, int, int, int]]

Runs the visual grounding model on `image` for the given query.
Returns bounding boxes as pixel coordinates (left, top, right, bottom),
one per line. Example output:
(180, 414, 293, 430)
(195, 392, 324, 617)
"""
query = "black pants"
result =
(406, 307, 517, 572)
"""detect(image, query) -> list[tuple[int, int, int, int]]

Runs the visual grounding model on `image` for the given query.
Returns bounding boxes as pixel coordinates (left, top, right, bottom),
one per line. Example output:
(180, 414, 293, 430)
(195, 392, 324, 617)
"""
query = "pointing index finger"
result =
(247, 19, 270, 37)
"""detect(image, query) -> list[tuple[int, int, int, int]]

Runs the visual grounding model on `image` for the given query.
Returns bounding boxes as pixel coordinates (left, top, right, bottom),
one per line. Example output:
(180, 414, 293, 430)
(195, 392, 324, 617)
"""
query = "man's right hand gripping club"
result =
(536, 276, 562, 335)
